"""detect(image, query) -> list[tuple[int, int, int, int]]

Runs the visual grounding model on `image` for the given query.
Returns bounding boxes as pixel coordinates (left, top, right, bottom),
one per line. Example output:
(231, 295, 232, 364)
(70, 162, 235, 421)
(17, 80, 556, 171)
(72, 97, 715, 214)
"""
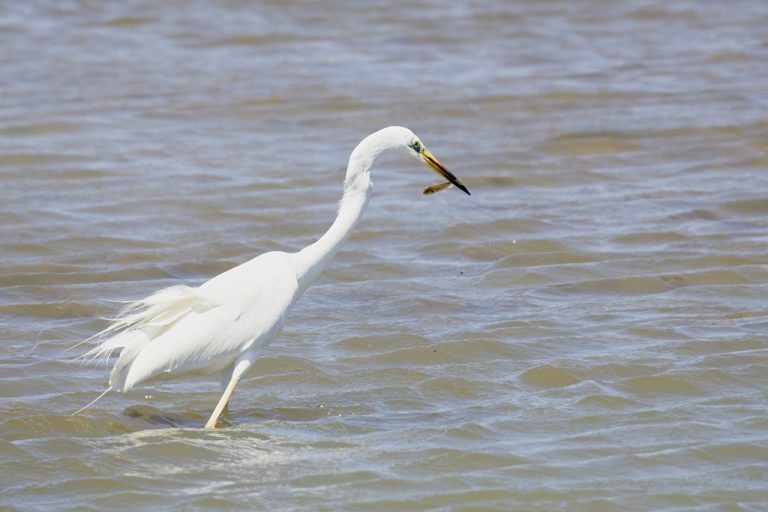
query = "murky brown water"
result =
(2, 1, 768, 510)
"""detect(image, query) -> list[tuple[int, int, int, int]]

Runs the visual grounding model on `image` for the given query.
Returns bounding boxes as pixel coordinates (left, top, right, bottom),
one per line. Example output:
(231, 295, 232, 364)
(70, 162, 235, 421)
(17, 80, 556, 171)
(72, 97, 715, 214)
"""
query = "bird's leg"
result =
(219, 367, 234, 418)
(204, 358, 252, 429)
(204, 378, 239, 429)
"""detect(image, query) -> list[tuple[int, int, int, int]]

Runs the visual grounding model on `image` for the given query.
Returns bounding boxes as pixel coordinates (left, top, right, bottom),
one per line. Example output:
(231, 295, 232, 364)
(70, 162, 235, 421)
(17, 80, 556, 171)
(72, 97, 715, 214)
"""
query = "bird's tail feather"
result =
(72, 386, 112, 415)
(100, 285, 211, 335)
(71, 285, 216, 362)
(71, 284, 218, 393)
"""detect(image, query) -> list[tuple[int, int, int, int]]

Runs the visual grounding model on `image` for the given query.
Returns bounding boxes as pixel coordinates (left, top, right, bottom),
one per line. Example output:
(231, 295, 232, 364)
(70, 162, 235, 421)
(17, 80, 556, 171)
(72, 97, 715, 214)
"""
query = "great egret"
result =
(74, 126, 470, 428)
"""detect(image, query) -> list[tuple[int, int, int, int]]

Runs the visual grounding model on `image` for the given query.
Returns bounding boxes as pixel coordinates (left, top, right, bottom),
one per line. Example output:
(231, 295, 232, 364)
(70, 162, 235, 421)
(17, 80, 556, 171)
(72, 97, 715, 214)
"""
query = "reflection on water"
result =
(2, 0, 768, 510)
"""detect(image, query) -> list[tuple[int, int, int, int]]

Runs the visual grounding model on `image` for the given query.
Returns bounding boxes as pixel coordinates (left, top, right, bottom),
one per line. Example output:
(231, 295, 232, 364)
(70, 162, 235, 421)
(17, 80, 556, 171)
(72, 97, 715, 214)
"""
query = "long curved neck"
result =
(293, 149, 378, 292)
(294, 185, 370, 291)
(291, 127, 407, 293)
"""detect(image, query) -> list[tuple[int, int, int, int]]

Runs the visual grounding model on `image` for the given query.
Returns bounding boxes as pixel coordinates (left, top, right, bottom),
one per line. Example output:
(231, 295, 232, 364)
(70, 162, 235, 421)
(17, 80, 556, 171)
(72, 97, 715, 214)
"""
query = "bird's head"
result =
(349, 126, 471, 196)
(402, 133, 471, 196)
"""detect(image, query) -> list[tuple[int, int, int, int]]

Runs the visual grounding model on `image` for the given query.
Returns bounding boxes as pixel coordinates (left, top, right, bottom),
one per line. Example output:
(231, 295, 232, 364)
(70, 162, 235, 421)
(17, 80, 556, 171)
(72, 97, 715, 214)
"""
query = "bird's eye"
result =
(411, 140, 422, 153)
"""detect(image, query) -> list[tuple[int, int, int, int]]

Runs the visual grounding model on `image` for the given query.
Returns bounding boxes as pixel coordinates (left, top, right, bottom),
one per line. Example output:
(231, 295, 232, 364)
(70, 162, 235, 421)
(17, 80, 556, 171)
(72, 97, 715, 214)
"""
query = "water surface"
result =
(2, 1, 768, 510)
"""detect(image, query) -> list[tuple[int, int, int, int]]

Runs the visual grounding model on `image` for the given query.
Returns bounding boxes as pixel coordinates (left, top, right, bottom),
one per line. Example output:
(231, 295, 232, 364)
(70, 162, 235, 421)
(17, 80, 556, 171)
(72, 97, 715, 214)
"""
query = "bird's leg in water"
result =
(205, 358, 252, 429)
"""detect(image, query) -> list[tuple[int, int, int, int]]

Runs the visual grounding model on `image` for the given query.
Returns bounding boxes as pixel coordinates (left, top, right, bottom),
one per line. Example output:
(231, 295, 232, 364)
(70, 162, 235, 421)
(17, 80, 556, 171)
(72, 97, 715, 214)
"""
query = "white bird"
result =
(74, 126, 470, 428)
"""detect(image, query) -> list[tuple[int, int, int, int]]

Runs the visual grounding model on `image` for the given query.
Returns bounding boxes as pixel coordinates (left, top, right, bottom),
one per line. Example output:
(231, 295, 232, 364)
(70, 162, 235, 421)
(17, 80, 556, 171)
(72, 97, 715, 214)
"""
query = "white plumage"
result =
(75, 126, 470, 428)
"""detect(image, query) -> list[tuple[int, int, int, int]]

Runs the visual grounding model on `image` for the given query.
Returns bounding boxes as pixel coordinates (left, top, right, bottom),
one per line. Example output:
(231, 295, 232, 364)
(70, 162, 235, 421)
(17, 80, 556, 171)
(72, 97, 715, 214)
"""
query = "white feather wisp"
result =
(75, 285, 217, 392)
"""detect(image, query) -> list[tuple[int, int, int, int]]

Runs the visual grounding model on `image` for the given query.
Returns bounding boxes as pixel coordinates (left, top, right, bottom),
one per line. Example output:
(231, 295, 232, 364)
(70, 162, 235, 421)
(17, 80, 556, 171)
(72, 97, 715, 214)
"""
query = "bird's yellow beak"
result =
(420, 147, 471, 196)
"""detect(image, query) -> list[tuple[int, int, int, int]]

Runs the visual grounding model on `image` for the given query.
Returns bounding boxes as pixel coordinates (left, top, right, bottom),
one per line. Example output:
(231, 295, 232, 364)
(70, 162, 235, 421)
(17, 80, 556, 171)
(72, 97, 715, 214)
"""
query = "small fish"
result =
(423, 181, 453, 195)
